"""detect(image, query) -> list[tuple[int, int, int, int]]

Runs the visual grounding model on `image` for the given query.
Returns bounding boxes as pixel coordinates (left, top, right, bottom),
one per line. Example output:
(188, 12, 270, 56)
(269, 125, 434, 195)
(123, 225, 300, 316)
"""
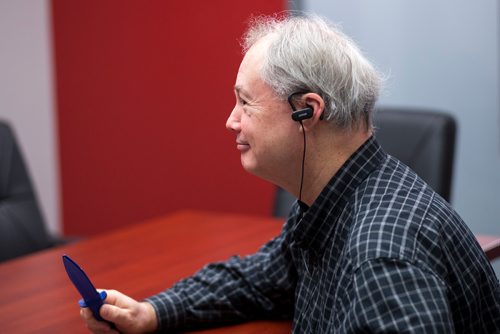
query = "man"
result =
(82, 14, 500, 333)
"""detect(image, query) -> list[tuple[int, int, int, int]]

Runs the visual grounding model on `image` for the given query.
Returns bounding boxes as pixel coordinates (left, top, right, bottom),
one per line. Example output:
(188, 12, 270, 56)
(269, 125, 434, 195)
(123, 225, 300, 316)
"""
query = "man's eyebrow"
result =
(234, 85, 250, 98)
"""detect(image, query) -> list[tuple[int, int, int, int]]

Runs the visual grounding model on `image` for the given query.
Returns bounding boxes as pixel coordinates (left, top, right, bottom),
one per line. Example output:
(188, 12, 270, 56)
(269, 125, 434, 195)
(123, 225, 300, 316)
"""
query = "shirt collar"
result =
(291, 135, 387, 253)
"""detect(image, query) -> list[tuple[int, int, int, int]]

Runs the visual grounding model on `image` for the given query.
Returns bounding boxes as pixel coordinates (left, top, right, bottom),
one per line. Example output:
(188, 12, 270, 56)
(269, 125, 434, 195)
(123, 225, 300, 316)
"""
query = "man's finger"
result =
(80, 308, 115, 333)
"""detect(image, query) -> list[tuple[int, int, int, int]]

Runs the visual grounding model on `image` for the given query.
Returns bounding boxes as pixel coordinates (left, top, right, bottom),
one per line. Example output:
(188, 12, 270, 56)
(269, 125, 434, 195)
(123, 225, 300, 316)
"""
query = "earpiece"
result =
(291, 105, 313, 122)
(288, 92, 314, 122)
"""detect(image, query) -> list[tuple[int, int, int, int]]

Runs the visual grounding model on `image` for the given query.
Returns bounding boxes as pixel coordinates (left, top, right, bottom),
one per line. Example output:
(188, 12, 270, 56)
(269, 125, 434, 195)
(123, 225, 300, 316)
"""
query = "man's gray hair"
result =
(243, 14, 382, 130)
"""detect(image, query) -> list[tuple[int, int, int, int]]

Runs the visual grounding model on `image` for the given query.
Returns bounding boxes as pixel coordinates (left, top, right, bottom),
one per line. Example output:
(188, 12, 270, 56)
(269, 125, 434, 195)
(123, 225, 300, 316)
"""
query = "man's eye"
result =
(240, 99, 248, 106)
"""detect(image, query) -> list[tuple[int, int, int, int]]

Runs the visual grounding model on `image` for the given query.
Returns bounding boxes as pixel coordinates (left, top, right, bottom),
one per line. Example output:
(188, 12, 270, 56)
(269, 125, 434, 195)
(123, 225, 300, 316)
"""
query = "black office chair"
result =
(273, 107, 456, 218)
(374, 107, 456, 202)
(0, 121, 56, 262)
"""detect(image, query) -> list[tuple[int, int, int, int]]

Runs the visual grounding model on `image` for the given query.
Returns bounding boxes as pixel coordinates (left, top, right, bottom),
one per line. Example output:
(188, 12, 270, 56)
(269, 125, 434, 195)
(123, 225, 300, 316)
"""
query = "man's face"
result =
(226, 39, 302, 185)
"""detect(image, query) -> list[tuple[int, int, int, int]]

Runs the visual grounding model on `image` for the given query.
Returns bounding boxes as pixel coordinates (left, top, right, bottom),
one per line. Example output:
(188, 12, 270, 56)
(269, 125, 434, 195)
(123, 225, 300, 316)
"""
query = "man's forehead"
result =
(239, 35, 272, 76)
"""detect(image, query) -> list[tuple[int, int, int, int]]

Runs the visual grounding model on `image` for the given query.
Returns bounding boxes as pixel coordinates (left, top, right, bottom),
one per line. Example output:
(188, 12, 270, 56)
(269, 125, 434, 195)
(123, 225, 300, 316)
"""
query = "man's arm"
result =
(146, 224, 296, 332)
(80, 215, 297, 333)
(342, 258, 454, 333)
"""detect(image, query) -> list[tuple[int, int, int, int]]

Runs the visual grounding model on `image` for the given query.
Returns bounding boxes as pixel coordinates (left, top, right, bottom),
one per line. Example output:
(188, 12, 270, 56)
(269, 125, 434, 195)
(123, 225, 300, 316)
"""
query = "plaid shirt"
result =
(147, 136, 500, 333)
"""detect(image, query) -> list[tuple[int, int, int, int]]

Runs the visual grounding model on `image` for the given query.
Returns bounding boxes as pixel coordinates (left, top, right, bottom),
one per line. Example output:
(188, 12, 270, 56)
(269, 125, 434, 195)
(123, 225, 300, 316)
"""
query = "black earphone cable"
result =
(287, 91, 311, 217)
(298, 120, 306, 212)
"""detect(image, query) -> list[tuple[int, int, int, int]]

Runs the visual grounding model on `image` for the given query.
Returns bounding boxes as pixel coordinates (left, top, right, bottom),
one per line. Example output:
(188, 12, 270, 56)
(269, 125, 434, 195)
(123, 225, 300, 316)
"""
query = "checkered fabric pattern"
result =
(147, 136, 500, 333)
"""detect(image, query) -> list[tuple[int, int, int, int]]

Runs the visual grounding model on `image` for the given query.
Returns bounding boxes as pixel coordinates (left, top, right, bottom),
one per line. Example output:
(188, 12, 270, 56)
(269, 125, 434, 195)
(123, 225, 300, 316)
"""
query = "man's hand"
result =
(80, 290, 157, 334)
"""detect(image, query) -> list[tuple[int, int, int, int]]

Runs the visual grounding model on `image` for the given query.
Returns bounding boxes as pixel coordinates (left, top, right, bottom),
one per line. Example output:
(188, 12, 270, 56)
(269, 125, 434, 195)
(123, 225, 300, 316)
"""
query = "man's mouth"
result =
(236, 141, 250, 151)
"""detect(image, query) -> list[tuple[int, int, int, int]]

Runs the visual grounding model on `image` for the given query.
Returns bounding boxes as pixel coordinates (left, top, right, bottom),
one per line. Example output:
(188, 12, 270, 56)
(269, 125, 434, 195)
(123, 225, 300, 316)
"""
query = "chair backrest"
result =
(0, 121, 54, 262)
(374, 107, 456, 202)
(273, 107, 457, 218)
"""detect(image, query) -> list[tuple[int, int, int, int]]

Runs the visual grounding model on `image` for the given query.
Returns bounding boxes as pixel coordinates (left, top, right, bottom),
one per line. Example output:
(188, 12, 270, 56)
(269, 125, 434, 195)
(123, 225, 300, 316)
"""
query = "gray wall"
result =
(0, 0, 60, 235)
(301, 0, 500, 271)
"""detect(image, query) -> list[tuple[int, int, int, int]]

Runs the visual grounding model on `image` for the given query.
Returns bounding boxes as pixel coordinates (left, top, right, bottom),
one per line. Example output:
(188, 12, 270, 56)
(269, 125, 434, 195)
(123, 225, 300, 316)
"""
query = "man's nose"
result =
(226, 106, 241, 132)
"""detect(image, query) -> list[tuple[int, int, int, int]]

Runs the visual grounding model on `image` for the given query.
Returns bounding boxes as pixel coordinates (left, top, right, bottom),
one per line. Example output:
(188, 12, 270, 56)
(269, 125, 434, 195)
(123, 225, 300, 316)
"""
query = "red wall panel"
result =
(51, 1, 285, 236)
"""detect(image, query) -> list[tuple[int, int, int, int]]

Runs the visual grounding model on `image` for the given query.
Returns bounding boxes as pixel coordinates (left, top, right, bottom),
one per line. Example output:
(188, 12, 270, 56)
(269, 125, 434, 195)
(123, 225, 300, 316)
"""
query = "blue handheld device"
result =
(62, 255, 108, 322)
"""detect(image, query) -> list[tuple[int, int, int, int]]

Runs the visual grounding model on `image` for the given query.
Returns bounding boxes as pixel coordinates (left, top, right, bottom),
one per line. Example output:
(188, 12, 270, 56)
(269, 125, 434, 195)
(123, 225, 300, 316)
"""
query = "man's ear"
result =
(300, 93, 325, 131)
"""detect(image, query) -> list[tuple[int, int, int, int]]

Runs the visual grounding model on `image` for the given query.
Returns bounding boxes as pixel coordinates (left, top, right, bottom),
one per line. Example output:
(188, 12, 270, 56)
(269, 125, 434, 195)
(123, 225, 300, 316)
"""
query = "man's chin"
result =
(240, 158, 277, 184)
(240, 156, 261, 176)
(240, 158, 256, 174)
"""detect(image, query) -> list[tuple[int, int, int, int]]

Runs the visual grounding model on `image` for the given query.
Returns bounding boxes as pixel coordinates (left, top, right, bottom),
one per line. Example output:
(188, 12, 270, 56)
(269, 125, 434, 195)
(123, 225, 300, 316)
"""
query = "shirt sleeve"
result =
(145, 221, 296, 332)
(343, 258, 455, 333)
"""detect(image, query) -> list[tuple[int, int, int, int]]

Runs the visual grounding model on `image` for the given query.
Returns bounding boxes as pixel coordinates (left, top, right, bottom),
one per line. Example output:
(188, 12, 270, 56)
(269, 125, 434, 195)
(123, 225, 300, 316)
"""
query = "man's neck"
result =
(299, 128, 372, 207)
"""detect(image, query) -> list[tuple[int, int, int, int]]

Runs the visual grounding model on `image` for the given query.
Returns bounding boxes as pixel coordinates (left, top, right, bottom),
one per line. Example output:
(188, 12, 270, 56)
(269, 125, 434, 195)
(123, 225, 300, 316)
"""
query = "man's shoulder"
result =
(345, 159, 455, 269)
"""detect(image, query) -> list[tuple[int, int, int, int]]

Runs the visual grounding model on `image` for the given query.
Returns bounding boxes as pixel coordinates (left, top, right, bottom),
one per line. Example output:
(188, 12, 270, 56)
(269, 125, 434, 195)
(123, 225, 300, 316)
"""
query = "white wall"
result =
(0, 0, 60, 235)
(301, 0, 500, 273)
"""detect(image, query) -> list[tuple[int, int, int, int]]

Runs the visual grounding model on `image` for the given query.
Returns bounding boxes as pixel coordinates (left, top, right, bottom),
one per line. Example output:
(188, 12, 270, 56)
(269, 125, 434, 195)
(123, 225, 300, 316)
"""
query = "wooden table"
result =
(475, 235, 500, 261)
(0, 211, 292, 333)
